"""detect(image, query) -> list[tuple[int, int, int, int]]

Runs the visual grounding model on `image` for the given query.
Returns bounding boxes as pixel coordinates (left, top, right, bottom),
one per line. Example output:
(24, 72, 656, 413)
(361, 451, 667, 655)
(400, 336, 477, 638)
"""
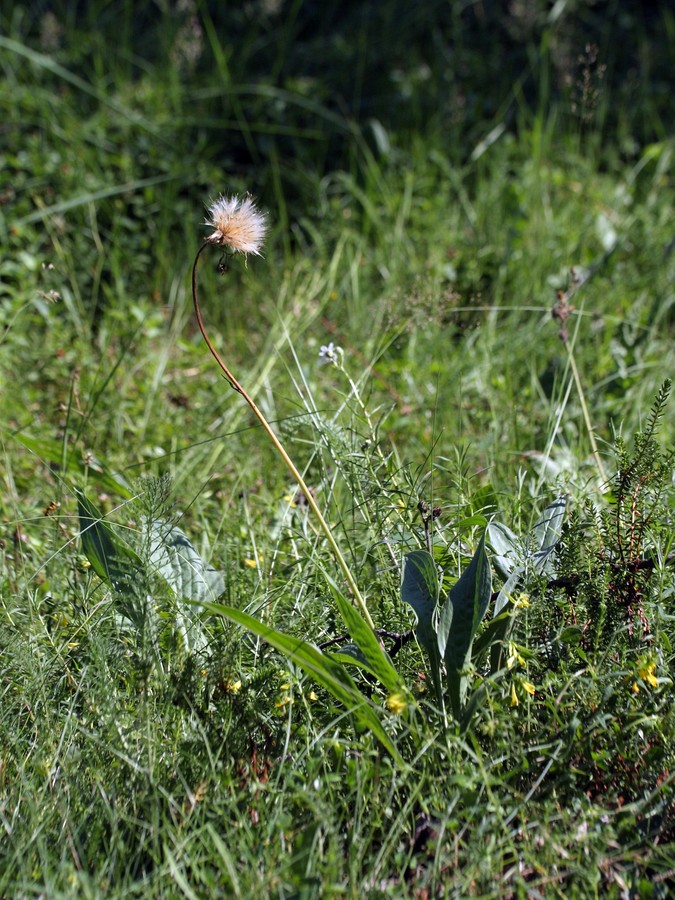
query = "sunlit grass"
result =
(1, 4, 674, 896)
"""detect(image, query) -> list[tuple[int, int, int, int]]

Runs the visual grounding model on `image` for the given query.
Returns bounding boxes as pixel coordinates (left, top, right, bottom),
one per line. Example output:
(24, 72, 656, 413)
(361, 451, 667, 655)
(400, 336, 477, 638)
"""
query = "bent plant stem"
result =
(192, 243, 376, 632)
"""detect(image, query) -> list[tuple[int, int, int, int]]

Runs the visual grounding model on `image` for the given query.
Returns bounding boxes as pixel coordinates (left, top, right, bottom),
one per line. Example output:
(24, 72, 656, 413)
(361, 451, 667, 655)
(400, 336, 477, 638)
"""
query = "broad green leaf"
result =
(455, 515, 489, 529)
(401, 550, 444, 706)
(531, 496, 566, 575)
(560, 625, 583, 644)
(443, 530, 492, 716)
(325, 575, 403, 696)
(147, 520, 223, 652)
(486, 520, 519, 578)
(77, 490, 142, 587)
(148, 521, 224, 602)
(199, 601, 402, 765)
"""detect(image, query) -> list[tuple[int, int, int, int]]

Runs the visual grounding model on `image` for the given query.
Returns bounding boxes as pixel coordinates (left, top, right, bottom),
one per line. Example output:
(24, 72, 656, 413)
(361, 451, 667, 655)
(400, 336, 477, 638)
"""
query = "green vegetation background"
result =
(1, 1, 673, 896)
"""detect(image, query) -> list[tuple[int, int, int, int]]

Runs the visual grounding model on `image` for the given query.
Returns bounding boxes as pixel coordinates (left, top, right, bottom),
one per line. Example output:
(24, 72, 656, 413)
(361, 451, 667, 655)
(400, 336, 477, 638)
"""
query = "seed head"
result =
(205, 194, 267, 256)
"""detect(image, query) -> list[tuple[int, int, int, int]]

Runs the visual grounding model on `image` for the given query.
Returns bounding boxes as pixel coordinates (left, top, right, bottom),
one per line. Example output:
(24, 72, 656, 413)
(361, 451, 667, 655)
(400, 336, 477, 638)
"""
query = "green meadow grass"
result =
(1, 3, 674, 896)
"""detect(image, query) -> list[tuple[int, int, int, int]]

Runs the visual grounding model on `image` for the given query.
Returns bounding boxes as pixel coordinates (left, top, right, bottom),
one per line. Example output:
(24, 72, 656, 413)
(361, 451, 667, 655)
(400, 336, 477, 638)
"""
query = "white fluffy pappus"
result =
(204, 194, 267, 255)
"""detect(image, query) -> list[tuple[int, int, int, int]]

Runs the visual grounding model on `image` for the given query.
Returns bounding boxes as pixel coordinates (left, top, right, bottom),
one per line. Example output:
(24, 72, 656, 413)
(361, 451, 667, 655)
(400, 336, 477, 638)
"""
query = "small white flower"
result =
(318, 342, 342, 365)
(204, 194, 267, 256)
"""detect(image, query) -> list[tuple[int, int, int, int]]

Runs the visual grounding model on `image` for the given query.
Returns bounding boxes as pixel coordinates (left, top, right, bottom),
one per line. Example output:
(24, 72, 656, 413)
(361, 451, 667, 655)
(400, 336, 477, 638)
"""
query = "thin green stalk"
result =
(563, 336, 608, 486)
(192, 243, 376, 632)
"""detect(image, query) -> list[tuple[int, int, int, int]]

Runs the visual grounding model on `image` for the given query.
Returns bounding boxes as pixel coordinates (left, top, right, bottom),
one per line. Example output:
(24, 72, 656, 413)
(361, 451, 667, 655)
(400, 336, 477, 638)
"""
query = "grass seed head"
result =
(205, 194, 267, 255)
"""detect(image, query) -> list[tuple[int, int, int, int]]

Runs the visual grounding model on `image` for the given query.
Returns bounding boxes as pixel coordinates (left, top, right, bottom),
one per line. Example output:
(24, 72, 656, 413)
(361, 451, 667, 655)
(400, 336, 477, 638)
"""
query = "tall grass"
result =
(1, 2, 674, 895)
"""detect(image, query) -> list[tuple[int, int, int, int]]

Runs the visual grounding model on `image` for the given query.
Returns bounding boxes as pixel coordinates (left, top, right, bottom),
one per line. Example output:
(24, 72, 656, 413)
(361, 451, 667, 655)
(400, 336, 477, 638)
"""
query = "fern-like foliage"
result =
(555, 381, 674, 649)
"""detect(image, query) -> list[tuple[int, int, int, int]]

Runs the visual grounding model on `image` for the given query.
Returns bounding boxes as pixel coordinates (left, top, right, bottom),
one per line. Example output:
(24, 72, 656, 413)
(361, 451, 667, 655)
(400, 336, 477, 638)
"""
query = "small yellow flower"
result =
(385, 692, 408, 715)
(223, 677, 242, 694)
(631, 681, 640, 694)
(521, 679, 536, 696)
(275, 680, 292, 710)
(638, 661, 658, 689)
(513, 592, 530, 609)
(510, 682, 519, 707)
(307, 690, 318, 702)
(205, 194, 267, 256)
(506, 642, 525, 670)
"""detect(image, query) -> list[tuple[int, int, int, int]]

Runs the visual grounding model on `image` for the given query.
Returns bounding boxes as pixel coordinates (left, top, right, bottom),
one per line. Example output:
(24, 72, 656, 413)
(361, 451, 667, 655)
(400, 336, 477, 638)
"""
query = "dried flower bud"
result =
(205, 194, 267, 256)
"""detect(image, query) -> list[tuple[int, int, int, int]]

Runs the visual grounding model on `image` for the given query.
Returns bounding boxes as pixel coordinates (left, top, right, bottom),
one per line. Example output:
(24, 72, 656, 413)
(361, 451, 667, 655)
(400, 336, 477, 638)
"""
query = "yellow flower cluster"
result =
(632, 660, 658, 693)
(509, 678, 536, 707)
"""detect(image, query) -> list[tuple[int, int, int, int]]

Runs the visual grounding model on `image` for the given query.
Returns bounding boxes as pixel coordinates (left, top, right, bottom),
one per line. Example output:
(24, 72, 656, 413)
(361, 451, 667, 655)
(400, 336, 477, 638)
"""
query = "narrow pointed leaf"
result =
(436, 594, 453, 659)
(472, 608, 513, 667)
(325, 576, 403, 695)
(401, 550, 444, 706)
(493, 565, 523, 617)
(77, 490, 142, 590)
(77, 490, 146, 626)
(148, 521, 224, 602)
(489, 568, 522, 671)
(443, 530, 492, 714)
(531, 496, 566, 575)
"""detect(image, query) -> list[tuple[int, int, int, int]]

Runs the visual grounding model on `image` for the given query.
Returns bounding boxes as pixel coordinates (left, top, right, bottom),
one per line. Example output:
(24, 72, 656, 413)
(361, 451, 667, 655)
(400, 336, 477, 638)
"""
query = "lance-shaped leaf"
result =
(442, 530, 492, 717)
(77, 491, 134, 585)
(531, 495, 567, 575)
(486, 520, 519, 579)
(148, 521, 224, 600)
(401, 550, 444, 706)
(325, 576, 403, 696)
(198, 601, 402, 765)
(76, 490, 145, 626)
(147, 520, 224, 652)
(490, 496, 567, 670)
(491, 496, 567, 617)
